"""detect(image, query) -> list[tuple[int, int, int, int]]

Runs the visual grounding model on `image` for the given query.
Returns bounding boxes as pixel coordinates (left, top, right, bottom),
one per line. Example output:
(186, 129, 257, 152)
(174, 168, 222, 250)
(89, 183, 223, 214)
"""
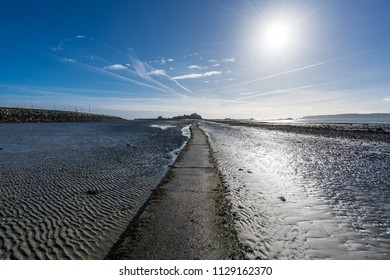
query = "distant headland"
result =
(0, 107, 125, 123)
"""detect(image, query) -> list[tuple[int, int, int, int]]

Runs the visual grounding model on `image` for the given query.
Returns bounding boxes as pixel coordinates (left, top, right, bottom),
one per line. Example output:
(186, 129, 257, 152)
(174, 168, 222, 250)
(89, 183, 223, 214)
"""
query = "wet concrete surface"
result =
(108, 124, 241, 259)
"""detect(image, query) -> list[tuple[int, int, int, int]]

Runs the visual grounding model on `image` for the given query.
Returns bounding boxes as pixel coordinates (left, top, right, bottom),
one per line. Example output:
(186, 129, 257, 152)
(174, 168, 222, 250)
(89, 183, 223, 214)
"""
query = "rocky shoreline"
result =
(0, 107, 125, 123)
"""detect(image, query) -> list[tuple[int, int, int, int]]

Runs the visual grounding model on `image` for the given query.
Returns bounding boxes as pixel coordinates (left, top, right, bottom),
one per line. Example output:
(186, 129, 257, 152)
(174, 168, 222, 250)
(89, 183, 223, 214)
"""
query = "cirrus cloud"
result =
(188, 65, 207, 70)
(104, 64, 127, 70)
(222, 58, 236, 63)
(172, 71, 222, 80)
(148, 69, 166, 76)
(61, 58, 76, 63)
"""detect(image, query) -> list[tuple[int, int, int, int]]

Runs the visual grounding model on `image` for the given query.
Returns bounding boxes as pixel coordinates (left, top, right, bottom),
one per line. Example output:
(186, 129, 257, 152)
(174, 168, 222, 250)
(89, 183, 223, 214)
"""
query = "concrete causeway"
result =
(107, 123, 241, 259)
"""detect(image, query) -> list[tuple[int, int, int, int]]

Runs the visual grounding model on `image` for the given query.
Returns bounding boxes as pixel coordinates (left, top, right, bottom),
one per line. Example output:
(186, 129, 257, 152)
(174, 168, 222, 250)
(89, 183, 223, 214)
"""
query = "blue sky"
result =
(1, 0, 389, 119)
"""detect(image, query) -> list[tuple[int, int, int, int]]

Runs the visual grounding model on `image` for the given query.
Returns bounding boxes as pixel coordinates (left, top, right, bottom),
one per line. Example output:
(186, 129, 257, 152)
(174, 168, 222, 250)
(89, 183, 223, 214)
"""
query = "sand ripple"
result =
(0, 121, 187, 259)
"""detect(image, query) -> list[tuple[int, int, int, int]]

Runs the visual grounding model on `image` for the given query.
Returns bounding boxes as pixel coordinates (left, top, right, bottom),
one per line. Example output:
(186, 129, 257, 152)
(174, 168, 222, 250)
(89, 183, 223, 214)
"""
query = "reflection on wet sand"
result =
(201, 121, 390, 259)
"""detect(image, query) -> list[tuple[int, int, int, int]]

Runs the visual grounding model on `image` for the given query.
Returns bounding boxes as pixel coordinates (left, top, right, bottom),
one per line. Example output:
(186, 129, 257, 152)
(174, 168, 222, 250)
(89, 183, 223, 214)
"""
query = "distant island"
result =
(138, 113, 203, 121)
(301, 113, 390, 119)
(171, 113, 202, 120)
(0, 107, 125, 123)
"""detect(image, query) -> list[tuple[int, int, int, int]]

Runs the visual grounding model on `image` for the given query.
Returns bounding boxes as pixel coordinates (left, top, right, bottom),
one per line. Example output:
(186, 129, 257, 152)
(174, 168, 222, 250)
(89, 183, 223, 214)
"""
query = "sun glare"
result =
(262, 20, 295, 53)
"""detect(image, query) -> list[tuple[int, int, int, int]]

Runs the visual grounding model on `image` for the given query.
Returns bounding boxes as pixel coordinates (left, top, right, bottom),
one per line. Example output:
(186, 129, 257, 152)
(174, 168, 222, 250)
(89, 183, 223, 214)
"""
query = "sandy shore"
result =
(107, 123, 243, 259)
(0, 121, 187, 259)
(108, 120, 389, 259)
(201, 121, 390, 259)
(4, 118, 387, 259)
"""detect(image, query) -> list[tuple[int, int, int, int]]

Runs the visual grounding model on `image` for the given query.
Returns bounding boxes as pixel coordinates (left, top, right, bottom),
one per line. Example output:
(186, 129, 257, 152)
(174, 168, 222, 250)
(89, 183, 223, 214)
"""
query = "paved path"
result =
(107, 123, 241, 259)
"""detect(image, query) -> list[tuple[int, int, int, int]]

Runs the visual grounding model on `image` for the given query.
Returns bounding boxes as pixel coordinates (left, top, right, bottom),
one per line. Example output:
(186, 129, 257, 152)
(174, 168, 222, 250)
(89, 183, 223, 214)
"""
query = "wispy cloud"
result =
(187, 51, 213, 57)
(128, 57, 150, 78)
(80, 55, 96, 60)
(0, 83, 135, 99)
(239, 91, 257, 95)
(61, 58, 76, 63)
(384, 97, 390, 102)
(27, 78, 50, 97)
(54, 43, 191, 96)
(104, 64, 127, 70)
(173, 71, 222, 80)
(222, 58, 236, 63)
(207, 58, 233, 66)
(75, 35, 86, 39)
(235, 81, 346, 101)
(199, 49, 377, 93)
(59, 58, 173, 94)
(64, 35, 87, 42)
(51, 43, 64, 52)
(188, 65, 207, 70)
(148, 69, 166, 76)
(156, 58, 174, 65)
(127, 56, 191, 94)
(50, 35, 86, 52)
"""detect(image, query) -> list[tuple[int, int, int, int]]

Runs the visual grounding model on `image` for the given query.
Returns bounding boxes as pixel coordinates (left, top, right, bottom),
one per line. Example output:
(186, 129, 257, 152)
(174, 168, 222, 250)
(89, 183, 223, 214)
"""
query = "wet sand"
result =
(200, 121, 390, 259)
(107, 124, 243, 259)
(4, 118, 386, 260)
(0, 121, 187, 259)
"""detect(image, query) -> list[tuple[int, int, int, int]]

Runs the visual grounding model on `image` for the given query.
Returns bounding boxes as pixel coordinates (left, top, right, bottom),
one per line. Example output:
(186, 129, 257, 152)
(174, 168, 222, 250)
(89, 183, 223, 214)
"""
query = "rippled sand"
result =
(201, 121, 390, 259)
(0, 121, 187, 259)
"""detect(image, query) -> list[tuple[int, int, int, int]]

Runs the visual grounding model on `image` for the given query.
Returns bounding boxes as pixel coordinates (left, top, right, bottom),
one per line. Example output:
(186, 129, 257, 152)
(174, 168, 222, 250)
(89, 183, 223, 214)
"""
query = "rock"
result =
(86, 189, 101, 195)
(277, 196, 286, 202)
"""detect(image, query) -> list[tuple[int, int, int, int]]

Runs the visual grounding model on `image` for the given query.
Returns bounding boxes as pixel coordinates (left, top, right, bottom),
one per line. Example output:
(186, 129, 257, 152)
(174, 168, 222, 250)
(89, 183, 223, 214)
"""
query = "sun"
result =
(262, 20, 295, 53)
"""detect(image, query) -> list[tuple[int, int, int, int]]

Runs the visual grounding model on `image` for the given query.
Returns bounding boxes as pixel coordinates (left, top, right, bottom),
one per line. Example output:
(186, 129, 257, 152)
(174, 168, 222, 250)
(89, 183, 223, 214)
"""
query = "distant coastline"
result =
(0, 107, 125, 123)
(301, 113, 390, 119)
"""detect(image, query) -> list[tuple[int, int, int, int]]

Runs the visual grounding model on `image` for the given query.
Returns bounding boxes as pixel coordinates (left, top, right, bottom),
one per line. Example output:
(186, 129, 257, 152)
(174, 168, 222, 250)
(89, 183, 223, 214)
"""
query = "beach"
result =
(1, 119, 389, 260)
(200, 121, 390, 259)
(0, 121, 189, 259)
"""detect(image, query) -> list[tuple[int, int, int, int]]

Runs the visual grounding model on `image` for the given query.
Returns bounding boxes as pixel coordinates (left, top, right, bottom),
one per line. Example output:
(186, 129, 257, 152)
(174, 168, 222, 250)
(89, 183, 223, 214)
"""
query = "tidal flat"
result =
(0, 121, 189, 259)
(201, 121, 390, 259)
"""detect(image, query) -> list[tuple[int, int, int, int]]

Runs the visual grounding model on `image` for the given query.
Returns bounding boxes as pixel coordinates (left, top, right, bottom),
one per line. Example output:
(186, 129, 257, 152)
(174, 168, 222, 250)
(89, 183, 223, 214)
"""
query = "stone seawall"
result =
(0, 107, 125, 123)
